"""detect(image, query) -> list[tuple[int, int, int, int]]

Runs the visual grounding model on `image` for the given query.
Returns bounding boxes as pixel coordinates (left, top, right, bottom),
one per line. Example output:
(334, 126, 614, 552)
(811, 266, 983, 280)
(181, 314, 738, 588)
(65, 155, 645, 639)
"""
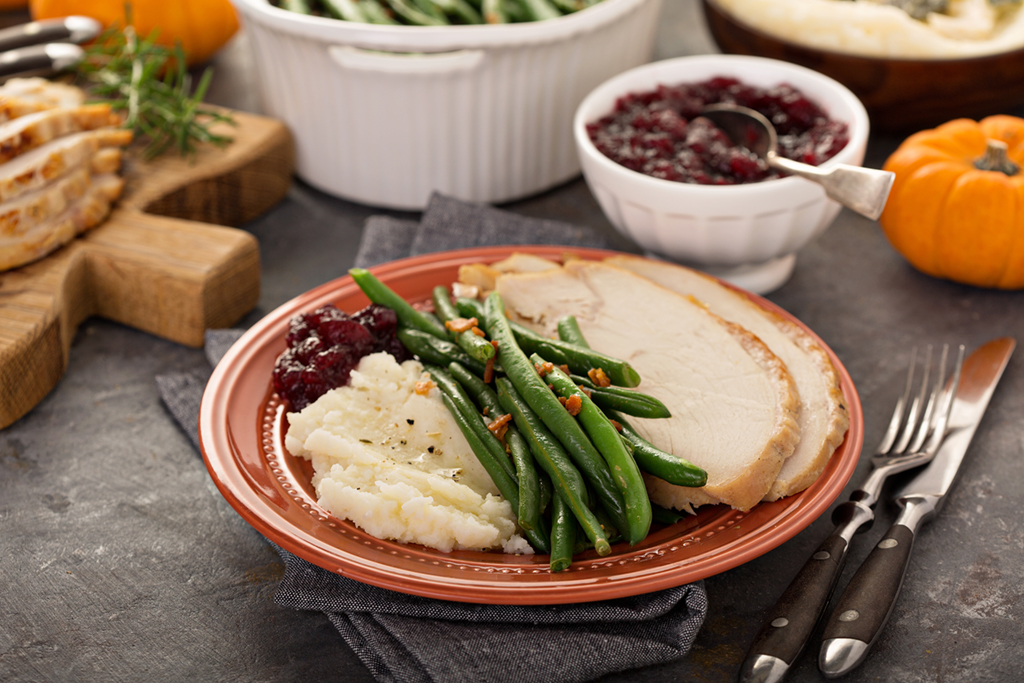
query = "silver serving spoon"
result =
(702, 104, 895, 221)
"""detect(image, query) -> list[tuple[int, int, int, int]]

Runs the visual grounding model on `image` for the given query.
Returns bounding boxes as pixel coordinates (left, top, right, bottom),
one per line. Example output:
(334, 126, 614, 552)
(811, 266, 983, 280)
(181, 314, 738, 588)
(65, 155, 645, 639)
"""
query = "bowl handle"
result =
(327, 45, 484, 75)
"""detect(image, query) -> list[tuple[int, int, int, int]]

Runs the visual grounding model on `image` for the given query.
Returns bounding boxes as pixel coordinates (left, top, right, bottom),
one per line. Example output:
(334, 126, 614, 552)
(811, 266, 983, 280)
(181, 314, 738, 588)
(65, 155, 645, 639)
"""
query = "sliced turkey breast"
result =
(0, 166, 92, 238)
(0, 78, 86, 119)
(0, 129, 132, 203)
(606, 255, 850, 501)
(0, 105, 121, 165)
(494, 260, 801, 512)
(0, 173, 124, 271)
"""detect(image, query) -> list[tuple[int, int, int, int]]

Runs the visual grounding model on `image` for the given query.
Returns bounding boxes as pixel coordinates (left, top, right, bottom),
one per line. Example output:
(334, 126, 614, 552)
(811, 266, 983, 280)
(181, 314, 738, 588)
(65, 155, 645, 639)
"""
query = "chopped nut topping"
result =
(588, 367, 611, 387)
(414, 380, 436, 396)
(445, 316, 478, 334)
(484, 355, 495, 384)
(487, 413, 512, 440)
(564, 394, 583, 416)
(471, 326, 486, 337)
(579, 385, 592, 398)
(609, 419, 622, 432)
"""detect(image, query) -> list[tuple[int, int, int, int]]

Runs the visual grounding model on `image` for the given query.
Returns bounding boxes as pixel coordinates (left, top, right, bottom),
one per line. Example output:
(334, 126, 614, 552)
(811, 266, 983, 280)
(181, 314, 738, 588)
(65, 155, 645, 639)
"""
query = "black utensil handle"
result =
(0, 43, 83, 79)
(740, 530, 849, 670)
(738, 499, 873, 683)
(0, 17, 99, 53)
(822, 522, 916, 646)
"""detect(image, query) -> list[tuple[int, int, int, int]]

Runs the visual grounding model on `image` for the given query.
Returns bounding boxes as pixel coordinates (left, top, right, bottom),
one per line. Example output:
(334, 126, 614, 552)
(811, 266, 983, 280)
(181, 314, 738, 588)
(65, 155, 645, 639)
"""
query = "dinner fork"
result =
(738, 344, 965, 683)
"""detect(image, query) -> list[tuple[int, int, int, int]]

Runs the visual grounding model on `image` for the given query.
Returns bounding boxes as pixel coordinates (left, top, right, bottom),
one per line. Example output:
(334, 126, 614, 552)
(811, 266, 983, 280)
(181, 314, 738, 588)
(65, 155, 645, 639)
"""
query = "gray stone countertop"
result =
(2, 2, 1022, 682)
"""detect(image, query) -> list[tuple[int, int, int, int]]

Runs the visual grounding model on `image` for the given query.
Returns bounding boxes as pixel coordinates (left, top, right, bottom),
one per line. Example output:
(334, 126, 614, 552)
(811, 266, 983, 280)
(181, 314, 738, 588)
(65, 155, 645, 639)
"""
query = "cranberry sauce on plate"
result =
(586, 77, 849, 185)
(272, 303, 410, 411)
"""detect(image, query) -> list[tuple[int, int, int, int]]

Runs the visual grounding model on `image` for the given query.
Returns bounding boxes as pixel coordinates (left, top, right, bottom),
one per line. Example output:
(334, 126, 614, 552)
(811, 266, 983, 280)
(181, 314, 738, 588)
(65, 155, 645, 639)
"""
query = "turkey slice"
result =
(0, 105, 122, 165)
(1, 166, 93, 238)
(0, 173, 124, 271)
(0, 129, 133, 203)
(606, 255, 850, 501)
(0, 77, 86, 123)
(495, 260, 801, 512)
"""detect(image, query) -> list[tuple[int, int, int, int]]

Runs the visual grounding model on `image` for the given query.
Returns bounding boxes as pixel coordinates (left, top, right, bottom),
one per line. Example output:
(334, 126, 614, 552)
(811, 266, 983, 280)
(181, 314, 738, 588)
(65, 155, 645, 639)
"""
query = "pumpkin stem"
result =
(974, 139, 1020, 176)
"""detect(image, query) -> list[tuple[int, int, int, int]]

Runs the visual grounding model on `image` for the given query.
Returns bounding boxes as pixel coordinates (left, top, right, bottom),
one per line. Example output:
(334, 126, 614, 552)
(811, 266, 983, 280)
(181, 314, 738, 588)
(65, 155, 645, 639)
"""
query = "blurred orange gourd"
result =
(1, 0, 28, 11)
(880, 115, 1024, 290)
(29, 0, 239, 66)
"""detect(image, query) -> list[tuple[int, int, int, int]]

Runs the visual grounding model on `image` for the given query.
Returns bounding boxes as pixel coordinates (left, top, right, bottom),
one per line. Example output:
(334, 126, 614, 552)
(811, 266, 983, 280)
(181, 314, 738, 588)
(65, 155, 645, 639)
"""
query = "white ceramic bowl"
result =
(231, 0, 663, 210)
(573, 54, 870, 293)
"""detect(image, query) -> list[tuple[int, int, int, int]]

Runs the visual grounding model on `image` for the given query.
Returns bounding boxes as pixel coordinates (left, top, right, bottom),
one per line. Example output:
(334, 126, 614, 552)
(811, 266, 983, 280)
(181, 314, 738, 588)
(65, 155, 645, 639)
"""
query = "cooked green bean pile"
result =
(349, 267, 707, 572)
(273, 0, 602, 24)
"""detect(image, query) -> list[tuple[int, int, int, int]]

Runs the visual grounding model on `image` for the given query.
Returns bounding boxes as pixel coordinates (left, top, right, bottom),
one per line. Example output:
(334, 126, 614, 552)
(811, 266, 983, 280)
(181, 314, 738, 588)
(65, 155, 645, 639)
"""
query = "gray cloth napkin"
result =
(157, 193, 707, 683)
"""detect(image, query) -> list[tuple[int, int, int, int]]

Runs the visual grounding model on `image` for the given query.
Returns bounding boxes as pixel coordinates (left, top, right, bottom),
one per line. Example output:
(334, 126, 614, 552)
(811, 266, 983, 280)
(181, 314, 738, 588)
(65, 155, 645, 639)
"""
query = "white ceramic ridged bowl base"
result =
(574, 54, 869, 294)
(232, 0, 663, 210)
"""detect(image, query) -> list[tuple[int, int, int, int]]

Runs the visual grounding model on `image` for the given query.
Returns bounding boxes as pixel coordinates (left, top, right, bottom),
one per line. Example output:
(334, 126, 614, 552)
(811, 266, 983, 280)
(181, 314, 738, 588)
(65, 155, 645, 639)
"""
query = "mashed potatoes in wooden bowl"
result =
(704, 0, 1024, 129)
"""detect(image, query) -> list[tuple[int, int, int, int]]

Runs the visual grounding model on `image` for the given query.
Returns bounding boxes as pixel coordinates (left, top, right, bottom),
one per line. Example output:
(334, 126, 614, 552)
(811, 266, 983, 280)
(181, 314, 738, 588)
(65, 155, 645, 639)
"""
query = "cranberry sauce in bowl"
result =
(586, 77, 849, 185)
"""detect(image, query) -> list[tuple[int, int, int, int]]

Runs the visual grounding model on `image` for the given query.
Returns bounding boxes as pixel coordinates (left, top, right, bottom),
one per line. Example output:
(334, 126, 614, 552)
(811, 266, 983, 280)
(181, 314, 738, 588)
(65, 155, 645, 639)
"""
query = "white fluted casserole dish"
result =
(231, 0, 663, 209)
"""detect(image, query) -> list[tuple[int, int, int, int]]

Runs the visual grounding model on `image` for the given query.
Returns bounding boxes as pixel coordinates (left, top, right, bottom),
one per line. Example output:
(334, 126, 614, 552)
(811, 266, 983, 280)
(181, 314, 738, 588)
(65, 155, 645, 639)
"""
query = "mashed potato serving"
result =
(715, 0, 1024, 58)
(285, 352, 531, 554)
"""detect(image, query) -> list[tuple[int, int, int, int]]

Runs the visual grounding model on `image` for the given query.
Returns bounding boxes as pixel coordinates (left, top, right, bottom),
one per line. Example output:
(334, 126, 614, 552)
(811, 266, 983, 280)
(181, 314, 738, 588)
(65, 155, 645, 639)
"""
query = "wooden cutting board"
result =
(0, 108, 294, 429)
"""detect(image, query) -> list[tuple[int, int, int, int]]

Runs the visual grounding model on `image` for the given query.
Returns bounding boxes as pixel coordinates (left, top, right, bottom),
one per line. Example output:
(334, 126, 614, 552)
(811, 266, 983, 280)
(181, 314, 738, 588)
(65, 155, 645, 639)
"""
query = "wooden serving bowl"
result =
(702, 0, 1024, 132)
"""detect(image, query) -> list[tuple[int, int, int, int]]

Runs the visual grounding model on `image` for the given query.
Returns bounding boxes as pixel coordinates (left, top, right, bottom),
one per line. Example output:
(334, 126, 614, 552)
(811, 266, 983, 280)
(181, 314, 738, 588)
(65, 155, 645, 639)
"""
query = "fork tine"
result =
(921, 344, 966, 454)
(876, 346, 917, 455)
(907, 344, 948, 453)
(892, 345, 933, 454)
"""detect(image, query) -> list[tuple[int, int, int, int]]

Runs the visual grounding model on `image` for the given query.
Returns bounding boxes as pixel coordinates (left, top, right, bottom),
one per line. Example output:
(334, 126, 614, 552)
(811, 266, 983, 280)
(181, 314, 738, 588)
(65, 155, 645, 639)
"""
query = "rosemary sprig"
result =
(75, 24, 236, 160)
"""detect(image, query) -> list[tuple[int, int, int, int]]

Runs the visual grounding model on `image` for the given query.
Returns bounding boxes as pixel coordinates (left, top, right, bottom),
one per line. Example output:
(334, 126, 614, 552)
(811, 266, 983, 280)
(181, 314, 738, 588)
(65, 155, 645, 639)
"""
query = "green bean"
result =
(412, 0, 450, 22)
(651, 503, 687, 525)
(510, 320, 641, 387)
(556, 315, 589, 347)
(549, 491, 576, 572)
(426, 366, 517, 483)
(496, 377, 610, 556)
(349, 268, 448, 339)
(537, 468, 552, 514)
(361, 0, 401, 23)
(537, 355, 650, 545)
(549, 0, 585, 12)
(507, 427, 542, 532)
(321, 0, 369, 21)
(439, 393, 550, 554)
(520, 0, 560, 20)
(486, 293, 629, 537)
(448, 363, 499, 413)
(396, 328, 489, 377)
(572, 374, 671, 419)
(482, 0, 508, 22)
(432, 286, 495, 363)
(607, 409, 708, 488)
(281, 0, 312, 13)
(454, 296, 485, 319)
(447, 363, 543, 533)
(430, 0, 484, 22)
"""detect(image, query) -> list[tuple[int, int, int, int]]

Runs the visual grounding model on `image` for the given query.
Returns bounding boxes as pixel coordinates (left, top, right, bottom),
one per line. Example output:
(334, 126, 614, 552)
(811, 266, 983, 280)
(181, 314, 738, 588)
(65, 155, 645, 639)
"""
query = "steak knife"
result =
(818, 336, 1015, 677)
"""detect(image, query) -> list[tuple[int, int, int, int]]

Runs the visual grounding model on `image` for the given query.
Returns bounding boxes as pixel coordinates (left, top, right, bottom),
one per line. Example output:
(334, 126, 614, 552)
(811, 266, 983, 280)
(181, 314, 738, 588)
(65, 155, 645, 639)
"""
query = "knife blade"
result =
(818, 336, 1015, 678)
(0, 16, 101, 54)
(736, 344, 962, 683)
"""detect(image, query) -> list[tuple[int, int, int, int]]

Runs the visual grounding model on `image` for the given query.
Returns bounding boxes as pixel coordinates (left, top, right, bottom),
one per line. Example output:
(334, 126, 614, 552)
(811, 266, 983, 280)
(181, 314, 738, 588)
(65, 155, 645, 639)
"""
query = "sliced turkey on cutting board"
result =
(0, 77, 86, 123)
(0, 128, 133, 203)
(606, 255, 850, 501)
(0, 104, 121, 164)
(494, 259, 802, 512)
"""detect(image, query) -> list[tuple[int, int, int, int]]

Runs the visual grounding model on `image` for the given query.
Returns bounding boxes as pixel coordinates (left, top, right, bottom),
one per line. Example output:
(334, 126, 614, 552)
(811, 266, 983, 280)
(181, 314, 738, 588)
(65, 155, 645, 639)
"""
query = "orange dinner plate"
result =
(199, 246, 864, 604)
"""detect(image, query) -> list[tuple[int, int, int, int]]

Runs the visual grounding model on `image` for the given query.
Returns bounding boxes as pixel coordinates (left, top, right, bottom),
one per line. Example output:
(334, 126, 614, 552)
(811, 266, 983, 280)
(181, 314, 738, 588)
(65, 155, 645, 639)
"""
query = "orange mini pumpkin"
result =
(880, 115, 1024, 289)
(30, 0, 239, 66)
